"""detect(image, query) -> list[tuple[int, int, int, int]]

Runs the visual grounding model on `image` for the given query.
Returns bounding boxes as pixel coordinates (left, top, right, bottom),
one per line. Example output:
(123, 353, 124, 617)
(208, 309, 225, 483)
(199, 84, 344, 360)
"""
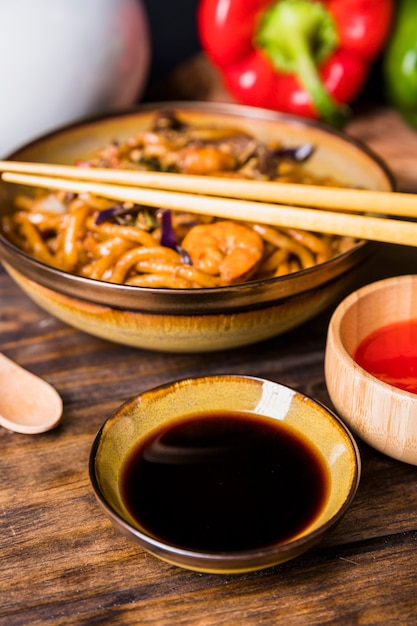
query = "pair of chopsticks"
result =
(1, 160, 417, 247)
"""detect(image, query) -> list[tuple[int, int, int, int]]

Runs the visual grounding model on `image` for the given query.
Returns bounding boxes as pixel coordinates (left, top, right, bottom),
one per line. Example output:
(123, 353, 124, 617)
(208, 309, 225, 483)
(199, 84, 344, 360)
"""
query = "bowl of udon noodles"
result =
(0, 102, 393, 352)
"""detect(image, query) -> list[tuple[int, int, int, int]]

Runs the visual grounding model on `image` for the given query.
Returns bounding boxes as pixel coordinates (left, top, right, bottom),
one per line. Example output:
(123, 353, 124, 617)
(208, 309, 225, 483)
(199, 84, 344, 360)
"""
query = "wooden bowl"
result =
(89, 375, 360, 573)
(325, 275, 417, 465)
(0, 102, 393, 352)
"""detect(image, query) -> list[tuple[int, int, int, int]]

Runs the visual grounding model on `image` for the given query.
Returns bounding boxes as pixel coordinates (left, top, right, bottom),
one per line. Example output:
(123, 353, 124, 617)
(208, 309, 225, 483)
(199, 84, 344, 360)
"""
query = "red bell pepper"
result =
(198, 0, 394, 127)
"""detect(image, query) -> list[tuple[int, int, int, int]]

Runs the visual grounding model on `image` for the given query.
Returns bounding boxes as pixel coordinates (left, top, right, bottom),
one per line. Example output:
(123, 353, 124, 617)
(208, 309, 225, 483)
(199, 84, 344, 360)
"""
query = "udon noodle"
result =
(1, 110, 357, 288)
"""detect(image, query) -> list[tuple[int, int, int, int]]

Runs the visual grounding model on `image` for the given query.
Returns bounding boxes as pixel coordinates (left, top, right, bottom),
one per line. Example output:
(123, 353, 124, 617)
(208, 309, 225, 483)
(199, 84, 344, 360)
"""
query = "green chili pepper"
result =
(383, 0, 417, 128)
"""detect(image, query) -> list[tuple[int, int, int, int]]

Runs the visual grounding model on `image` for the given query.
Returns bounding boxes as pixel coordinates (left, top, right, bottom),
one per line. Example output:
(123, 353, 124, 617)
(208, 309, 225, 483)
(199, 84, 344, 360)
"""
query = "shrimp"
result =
(181, 220, 264, 284)
(174, 145, 237, 175)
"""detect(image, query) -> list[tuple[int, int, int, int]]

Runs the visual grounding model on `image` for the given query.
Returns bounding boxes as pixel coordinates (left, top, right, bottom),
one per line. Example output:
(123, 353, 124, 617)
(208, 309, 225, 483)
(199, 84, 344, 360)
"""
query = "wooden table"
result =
(2, 63, 417, 623)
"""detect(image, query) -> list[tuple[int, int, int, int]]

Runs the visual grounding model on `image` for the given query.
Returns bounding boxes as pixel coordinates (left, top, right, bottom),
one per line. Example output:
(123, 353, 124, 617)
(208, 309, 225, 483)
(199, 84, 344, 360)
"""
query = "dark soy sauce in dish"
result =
(119, 410, 330, 552)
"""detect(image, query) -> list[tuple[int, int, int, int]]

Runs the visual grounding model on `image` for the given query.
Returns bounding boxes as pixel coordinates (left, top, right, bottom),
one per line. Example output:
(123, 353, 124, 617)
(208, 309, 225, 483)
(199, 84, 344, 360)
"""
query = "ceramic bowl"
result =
(0, 0, 150, 157)
(0, 102, 393, 352)
(325, 275, 417, 465)
(89, 375, 361, 574)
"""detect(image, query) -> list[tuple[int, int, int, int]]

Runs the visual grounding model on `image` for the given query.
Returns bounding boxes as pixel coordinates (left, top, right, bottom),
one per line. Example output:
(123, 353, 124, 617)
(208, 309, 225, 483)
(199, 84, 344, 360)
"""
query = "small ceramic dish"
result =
(0, 102, 393, 352)
(325, 275, 417, 465)
(89, 375, 360, 574)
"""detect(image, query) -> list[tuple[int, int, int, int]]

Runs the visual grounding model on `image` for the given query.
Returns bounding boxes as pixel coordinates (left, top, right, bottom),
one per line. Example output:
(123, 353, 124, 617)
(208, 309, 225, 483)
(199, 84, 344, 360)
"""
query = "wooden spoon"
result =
(0, 352, 63, 434)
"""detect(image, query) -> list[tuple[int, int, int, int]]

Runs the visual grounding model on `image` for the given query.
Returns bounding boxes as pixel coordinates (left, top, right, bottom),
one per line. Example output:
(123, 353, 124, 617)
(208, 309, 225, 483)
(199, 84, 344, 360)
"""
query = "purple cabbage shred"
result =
(272, 143, 315, 162)
(161, 209, 192, 264)
(94, 203, 141, 225)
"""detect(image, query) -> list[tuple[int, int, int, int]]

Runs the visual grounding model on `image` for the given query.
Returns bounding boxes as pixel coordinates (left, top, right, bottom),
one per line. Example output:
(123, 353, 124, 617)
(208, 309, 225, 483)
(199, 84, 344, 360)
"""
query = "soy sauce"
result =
(120, 411, 330, 553)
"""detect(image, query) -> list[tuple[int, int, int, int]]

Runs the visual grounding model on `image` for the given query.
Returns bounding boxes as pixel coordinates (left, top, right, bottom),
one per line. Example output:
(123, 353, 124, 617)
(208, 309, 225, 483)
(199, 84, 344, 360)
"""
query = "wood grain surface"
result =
(1, 56, 417, 625)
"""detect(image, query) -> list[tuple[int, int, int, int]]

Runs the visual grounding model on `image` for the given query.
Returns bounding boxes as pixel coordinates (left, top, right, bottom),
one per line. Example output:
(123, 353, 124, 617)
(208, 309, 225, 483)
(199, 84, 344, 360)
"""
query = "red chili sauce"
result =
(354, 319, 417, 394)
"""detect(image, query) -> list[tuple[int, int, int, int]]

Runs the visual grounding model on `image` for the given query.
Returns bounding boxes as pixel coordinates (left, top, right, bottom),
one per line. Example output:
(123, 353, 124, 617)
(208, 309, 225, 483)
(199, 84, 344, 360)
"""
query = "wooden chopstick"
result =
(3, 170, 417, 248)
(0, 159, 416, 218)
